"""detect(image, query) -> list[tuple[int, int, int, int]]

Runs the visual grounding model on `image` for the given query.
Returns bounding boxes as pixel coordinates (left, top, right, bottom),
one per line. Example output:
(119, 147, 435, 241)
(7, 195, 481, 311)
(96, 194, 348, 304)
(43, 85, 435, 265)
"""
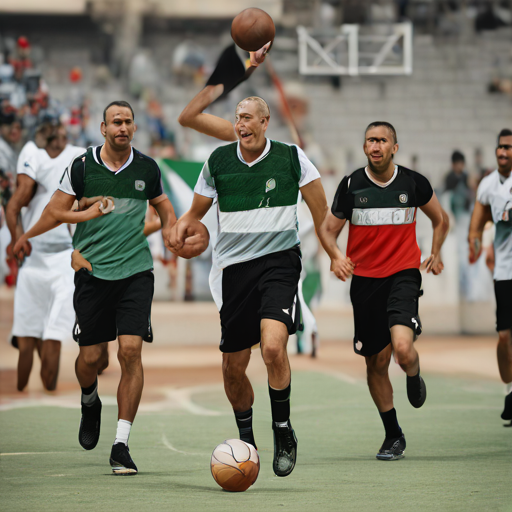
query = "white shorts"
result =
(12, 249, 75, 343)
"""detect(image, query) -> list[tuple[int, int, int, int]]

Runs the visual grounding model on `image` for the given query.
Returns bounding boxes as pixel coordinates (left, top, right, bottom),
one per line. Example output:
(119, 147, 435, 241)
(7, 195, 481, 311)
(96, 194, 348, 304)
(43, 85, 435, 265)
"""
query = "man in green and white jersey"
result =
(469, 128, 512, 424)
(175, 92, 328, 477)
(15, 101, 177, 474)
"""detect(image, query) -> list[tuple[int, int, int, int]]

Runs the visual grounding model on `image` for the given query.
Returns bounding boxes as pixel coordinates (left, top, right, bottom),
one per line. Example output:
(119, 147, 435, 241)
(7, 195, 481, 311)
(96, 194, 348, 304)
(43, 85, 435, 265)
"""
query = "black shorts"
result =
(219, 248, 302, 353)
(350, 268, 422, 357)
(495, 280, 512, 332)
(73, 269, 154, 346)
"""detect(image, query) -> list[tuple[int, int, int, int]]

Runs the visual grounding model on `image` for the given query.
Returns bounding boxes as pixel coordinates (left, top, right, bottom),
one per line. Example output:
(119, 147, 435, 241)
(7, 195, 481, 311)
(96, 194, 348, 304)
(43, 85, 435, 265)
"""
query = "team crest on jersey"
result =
(265, 178, 276, 193)
(399, 193, 408, 204)
(135, 180, 145, 191)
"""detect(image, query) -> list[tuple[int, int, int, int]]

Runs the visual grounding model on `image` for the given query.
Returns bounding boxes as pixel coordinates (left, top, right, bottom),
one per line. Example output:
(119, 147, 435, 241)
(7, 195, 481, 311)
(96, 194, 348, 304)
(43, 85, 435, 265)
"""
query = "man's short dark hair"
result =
(497, 128, 512, 145)
(451, 150, 465, 163)
(364, 121, 397, 144)
(103, 101, 135, 123)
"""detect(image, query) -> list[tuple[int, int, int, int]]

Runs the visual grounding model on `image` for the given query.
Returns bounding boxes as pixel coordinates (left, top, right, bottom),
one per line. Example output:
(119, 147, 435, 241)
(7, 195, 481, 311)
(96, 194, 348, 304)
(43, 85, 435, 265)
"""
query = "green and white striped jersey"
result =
(195, 139, 320, 269)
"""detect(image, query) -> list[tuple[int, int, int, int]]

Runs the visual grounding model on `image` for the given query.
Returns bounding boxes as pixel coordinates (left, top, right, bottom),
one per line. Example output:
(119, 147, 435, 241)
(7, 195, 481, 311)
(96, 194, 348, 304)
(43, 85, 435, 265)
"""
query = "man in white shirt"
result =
(469, 128, 512, 424)
(6, 123, 85, 391)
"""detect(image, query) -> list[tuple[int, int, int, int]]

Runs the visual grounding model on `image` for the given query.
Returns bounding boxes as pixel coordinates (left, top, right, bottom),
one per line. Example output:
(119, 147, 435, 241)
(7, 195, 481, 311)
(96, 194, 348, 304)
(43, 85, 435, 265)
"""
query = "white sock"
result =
(114, 419, 132, 446)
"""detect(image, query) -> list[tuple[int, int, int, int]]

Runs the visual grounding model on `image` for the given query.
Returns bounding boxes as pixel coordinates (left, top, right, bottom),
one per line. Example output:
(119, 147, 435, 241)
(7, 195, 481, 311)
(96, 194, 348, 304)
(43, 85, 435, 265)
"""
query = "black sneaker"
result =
(501, 391, 512, 422)
(79, 397, 101, 450)
(407, 374, 427, 408)
(376, 434, 406, 461)
(110, 443, 138, 475)
(272, 421, 298, 477)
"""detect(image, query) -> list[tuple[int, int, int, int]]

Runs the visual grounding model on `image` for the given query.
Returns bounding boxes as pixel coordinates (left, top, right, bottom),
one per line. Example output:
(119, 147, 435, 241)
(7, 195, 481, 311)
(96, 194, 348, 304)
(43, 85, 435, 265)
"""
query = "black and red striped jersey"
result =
(331, 165, 433, 278)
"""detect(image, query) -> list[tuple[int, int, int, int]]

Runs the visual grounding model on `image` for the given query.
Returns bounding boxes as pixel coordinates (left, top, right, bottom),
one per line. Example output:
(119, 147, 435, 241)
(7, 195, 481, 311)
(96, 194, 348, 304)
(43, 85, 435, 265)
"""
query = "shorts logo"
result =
(265, 178, 276, 193)
(399, 193, 408, 204)
(135, 180, 145, 191)
(359, 197, 368, 204)
(220, 338, 224, 346)
(74, 323, 81, 336)
(355, 340, 363, 351)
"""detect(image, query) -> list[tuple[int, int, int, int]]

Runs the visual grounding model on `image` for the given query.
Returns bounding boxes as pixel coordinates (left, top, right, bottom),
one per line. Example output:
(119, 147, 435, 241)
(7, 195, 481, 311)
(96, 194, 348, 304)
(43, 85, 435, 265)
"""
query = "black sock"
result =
(269, 382, 291, 425)
(379, 408, 402, 439)
(234, 408, 256, 448)
(81, 378, 98, 406)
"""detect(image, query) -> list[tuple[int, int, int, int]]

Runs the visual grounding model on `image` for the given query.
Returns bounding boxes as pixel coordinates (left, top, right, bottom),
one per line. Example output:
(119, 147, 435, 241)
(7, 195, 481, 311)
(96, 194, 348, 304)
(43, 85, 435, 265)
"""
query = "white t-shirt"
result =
(17, 143, 86, 253)
(477, 169, 512, 281)
(194, 139, 321, 198)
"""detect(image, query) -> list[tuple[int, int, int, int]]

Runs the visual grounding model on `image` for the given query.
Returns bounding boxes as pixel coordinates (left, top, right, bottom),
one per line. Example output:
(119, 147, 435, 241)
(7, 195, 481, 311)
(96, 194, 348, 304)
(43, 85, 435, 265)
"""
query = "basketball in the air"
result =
(211, 439, 259, 492)
(175, 219, 209, 259)
(231, 8, 275, 52)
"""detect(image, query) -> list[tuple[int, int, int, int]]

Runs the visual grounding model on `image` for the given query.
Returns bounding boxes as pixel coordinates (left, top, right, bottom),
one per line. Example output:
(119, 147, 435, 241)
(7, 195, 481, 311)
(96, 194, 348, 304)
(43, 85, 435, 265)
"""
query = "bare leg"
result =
(390, 324, 419, 376)
(40, 339, 61, 391)
(222, 349, 253, 411)
(75, 343, 109, 388)
(497, 329, 512, 384)
(365, 344, 394, 412)
(260, 319, 290, 389)
(16, 337, 39, 391)
(117, 335, 144, 422)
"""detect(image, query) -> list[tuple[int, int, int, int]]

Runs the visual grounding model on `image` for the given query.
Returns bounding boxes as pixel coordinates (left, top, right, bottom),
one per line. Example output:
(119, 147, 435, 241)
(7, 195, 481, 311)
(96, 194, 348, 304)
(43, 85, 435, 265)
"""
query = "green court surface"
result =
(1, 372, 511, 512)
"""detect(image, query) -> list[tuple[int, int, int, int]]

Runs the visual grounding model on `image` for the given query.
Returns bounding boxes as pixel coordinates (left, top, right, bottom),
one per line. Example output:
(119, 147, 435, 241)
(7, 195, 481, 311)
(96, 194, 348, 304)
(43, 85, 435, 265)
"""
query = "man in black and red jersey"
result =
(318, 121, 449, 461)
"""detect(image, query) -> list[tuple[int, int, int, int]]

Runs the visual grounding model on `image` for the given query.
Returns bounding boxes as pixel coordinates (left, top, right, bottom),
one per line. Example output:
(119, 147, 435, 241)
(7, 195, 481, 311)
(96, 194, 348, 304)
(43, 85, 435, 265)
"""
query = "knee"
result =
(366, 353, 389, 377)
(117, 345, 141, 369)
(261, 342, 285, 368)
(222, 355, 248, 382)
(81, 351, 102, 367)
(393, 341, 413, 367)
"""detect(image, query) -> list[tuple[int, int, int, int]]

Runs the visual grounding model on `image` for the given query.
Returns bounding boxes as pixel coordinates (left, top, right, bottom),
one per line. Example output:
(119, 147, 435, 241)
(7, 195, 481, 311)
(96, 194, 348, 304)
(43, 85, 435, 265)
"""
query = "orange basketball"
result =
(231, 8, 275, 52)
(211, 439, 259, 492)
(175, 220, 209, 260)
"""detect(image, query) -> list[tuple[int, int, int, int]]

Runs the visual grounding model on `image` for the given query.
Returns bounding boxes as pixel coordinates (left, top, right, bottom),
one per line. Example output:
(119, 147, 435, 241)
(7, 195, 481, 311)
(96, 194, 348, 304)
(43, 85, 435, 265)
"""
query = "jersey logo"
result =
(399, 193, 408, 203)
(135, 180, 145, 191)
(265, 178, 276, 193)
(352, 207, 415, 226)
(24, 161, 30, 167)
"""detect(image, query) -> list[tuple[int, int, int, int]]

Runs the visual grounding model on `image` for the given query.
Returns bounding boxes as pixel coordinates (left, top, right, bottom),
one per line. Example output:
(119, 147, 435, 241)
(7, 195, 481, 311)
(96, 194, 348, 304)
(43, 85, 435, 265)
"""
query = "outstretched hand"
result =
(249, 41, 272, 67)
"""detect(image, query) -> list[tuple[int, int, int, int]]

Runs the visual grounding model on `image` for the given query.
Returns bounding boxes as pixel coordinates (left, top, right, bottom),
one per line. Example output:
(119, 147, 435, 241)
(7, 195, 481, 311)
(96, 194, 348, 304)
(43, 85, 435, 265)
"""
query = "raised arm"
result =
(468, 200, 492, 263)
(178, 85, 237, 141)
(178, 42, 270, 141)
(419, 192, 450, 275)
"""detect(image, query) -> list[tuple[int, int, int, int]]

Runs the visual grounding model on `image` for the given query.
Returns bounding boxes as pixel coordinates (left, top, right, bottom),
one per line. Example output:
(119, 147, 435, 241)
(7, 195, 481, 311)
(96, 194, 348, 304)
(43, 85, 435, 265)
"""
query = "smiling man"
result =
(174, 93, 328, 477)
(318, 121, 449, 461)
(469, 128, 512, 424)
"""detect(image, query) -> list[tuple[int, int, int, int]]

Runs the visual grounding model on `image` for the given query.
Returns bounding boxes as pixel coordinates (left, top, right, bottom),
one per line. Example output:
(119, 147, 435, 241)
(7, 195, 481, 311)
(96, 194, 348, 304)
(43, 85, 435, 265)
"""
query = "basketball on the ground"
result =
(211, 439, 259, 492)
(231, 8, 275, 52)
(175, 220, 209, 260)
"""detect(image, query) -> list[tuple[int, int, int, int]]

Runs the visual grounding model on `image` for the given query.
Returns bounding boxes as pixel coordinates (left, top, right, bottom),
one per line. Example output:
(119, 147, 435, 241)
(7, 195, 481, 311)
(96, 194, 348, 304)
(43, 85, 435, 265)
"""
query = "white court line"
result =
(0, 452, 65, 456)
(320, 369, 361, 385)
(161, 434, 206, 456)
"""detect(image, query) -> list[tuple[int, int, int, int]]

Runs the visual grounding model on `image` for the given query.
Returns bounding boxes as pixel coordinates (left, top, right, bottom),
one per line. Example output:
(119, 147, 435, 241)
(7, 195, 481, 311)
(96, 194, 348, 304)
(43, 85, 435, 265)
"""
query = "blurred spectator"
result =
(0, 111, 22, 175)
(342, 0, 369, 24)
(444, 150, 473, 218)
(0, 169, 12, 209)
(475, 2, 507, 32)
(10, 36, 32, 82)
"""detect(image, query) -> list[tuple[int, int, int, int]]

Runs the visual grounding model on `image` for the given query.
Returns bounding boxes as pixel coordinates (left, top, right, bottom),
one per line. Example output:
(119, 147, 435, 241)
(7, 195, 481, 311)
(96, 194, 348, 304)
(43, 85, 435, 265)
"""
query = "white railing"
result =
(297, 23, 413, 76)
